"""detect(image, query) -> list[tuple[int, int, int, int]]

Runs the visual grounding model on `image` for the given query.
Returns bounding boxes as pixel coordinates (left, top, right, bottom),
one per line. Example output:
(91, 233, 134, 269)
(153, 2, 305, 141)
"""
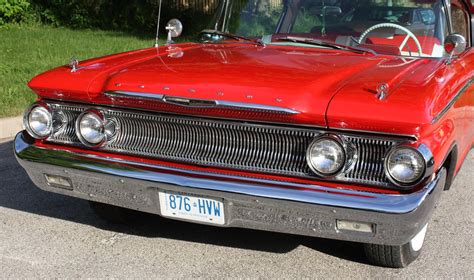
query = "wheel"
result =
(364, 224, 428, 268)
(89, 201, 145, 224)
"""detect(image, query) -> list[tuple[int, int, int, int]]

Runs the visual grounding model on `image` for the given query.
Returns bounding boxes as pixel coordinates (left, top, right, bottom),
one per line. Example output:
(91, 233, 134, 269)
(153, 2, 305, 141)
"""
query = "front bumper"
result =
(14, 131, 445, 245)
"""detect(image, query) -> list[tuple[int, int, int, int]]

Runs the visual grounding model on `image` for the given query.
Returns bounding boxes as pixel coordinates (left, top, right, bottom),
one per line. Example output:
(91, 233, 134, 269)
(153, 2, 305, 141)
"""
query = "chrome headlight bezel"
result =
(384, 144, 434, 188)
(75, 109, 107, 148)
(23, 102, 53, 139)
(306, 134, 347, 177)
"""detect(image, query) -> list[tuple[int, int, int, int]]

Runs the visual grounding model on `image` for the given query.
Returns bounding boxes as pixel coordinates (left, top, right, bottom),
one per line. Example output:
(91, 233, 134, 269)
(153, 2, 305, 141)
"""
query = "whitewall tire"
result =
(364, 224, 429, 268)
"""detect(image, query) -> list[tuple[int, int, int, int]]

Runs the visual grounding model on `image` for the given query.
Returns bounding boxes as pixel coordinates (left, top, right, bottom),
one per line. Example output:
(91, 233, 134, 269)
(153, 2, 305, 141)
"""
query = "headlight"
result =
(24, 104, 53, 139)
(76, 110, 106, 147)
(385, 147, 426, 185)
(306, 136, 346, 176)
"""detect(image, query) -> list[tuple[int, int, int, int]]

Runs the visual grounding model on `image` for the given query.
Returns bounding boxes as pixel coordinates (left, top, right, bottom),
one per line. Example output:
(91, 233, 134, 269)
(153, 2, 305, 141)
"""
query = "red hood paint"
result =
(28, 43, 447, 136)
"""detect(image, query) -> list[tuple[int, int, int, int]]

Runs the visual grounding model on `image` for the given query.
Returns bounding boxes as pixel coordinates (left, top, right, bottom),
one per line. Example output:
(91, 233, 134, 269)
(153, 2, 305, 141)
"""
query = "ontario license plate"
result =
(158, 191, 225, 225)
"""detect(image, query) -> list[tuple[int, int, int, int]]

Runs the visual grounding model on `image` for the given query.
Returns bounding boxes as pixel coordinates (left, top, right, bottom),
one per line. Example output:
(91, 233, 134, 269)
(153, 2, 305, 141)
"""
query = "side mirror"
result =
(444, 33, 467, 64)
(166, 19, 183, 45)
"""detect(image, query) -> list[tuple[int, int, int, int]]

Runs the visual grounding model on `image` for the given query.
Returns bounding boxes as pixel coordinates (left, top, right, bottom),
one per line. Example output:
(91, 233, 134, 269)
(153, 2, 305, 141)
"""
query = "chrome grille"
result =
(46, 102, 400, 187)
(343, 137, 394, 184)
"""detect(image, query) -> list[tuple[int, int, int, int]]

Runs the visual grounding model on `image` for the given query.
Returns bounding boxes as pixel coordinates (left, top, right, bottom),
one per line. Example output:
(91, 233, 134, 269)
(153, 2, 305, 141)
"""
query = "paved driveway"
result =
(0, 138, 472, 278)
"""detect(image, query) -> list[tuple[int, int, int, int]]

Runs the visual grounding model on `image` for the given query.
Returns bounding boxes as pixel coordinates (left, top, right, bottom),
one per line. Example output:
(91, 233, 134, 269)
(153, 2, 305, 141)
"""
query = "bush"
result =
(30, 0, 216, 37)
(0, 0, 30, 26)
(0, 0, 218, 36)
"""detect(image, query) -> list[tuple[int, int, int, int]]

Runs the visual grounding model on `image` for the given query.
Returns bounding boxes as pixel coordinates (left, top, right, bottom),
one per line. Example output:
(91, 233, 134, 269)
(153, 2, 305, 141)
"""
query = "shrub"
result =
(30, 0, 216, 37)
(0, 0, 30, 26)
(0, 0, 218, 36)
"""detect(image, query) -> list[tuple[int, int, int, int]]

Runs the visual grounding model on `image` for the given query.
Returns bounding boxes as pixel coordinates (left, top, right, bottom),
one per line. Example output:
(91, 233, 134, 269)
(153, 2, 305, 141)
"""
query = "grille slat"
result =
(344, 137, 393, 185)
(47, 103, 400, 187)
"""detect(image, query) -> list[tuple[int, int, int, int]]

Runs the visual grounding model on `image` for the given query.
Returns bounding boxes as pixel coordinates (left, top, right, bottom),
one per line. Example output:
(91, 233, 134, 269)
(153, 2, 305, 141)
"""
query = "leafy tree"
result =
(0, 0, 30, 26)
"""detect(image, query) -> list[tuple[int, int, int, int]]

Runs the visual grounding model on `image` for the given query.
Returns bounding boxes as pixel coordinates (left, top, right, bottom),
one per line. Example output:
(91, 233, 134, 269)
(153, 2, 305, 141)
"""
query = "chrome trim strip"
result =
(443, 0, 453, 34)
(106, 91, 165, 100)
(15, 132, 443, 215)
(330, 127, 417, 141)
(431, 77, 474, 124)
(105, 91, 300, 114)
(215, 100, 299, 114)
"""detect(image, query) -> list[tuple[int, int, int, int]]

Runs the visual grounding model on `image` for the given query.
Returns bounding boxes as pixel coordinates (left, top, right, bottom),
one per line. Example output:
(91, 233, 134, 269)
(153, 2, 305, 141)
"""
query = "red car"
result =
(15, 0, 473, 268)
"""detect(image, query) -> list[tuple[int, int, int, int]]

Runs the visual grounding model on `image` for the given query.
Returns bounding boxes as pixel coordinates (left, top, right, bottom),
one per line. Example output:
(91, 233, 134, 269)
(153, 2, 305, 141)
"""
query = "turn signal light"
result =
(336, 220, 374, 233)
(44, 174, 73, 190)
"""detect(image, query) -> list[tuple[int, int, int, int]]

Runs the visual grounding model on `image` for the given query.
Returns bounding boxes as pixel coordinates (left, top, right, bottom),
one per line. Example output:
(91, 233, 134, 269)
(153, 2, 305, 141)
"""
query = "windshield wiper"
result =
(276, 36, 376, 55)
(200, 30, 265, 47)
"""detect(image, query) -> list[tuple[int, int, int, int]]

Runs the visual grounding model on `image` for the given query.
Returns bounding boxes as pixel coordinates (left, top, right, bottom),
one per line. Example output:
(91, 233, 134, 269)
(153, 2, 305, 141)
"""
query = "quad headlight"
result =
(385, 147, 426, 186)
(76, 110, 106, 147)
(24, 104, 53, 139)
(306, 136, 346, 176)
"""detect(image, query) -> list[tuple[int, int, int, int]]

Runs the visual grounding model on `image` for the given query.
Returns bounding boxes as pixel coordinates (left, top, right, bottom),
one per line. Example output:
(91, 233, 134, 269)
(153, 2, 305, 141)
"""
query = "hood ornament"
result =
(69, 57, 80, 72)
(376, 83, 390, 100)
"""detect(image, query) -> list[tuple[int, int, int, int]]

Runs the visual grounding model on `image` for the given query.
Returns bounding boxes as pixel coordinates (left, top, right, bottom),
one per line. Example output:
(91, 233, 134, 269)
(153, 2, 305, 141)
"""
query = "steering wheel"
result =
(358, 23, 423, 56)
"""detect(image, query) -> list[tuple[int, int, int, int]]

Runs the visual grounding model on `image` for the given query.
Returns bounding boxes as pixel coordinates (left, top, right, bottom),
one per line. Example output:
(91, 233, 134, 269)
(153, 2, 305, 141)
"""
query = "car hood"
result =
(29, 43, 443, 135)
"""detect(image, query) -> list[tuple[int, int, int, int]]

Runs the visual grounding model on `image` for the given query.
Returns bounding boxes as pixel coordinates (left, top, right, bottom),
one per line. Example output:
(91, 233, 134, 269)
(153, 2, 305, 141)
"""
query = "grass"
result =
(0, 25, 157, 118)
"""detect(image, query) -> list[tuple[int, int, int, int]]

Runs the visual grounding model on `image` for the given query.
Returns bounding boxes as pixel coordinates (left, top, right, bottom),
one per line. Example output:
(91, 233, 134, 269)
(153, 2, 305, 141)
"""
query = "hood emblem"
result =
(69, 57, 81, 73)
(376, 83, 389, 100)
(69, 57, 79, 72)
(68, 57, 87, 73)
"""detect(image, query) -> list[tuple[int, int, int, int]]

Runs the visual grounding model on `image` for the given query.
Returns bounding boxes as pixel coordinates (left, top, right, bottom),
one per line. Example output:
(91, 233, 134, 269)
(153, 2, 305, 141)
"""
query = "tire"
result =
(89, 201, 145, 224)
(364, 224, 428, 268)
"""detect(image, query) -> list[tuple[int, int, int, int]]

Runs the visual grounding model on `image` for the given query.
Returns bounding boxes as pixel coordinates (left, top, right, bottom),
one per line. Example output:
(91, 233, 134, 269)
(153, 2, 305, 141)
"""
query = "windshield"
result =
(206, 0, 447, 58)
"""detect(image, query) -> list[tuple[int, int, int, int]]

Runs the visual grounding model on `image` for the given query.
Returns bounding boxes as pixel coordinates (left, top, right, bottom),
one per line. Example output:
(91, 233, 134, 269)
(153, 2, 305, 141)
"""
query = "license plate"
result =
(158, 191, 225, 225)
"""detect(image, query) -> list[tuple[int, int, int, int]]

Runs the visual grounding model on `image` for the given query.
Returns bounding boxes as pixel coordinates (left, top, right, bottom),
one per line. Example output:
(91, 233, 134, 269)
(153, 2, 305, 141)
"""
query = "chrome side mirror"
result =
(444, 33, 467, 64)
(166, 19, 183, 45)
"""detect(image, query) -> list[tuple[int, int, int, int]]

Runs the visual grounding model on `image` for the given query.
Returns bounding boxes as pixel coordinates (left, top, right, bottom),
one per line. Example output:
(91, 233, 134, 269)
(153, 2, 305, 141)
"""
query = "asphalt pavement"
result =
(0, 138, 472, 279)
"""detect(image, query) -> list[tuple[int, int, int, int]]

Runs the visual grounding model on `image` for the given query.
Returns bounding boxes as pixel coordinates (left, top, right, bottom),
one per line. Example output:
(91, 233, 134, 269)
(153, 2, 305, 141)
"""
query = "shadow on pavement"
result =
(0, 139, 369, 264)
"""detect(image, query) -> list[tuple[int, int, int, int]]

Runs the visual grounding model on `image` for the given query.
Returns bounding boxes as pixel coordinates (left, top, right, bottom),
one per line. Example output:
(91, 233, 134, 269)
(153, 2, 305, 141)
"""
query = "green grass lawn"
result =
(0, 25, 156, 118)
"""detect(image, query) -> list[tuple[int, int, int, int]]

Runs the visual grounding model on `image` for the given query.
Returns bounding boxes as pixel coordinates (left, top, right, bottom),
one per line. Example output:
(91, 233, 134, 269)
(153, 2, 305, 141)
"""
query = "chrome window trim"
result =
(444, 0, 453, 34)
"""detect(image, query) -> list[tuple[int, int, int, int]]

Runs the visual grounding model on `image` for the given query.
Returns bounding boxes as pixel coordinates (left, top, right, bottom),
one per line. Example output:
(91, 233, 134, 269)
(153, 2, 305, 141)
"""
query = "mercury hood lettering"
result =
(105, 91, 300, 114)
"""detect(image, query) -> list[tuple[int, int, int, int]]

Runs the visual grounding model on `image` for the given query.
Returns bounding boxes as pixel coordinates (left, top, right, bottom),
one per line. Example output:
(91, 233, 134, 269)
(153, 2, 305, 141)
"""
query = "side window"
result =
(451, 4, 469, 41)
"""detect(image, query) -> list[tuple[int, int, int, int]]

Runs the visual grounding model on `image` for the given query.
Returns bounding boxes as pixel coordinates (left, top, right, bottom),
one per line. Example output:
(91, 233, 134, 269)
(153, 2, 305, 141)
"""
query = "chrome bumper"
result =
(14, 132, 445, 245)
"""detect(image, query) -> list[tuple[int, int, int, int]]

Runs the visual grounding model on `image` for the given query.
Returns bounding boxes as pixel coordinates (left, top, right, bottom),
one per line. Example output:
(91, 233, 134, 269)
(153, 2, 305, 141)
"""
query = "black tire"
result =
(364, 242, 420, 268)
(89, 201, 145, 224)
(364, 224, 428, 268)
